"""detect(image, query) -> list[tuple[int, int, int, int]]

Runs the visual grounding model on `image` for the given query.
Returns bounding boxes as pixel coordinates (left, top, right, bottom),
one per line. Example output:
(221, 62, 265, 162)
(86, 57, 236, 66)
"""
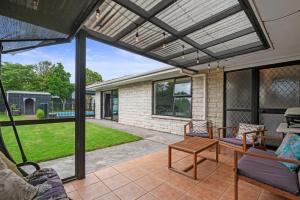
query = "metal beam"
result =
(238, 0, 269, 49)
(75, 30, 86, 179)
(114, 0, 176, 41)
(112, 0, 214, 58)
(143, 4, 242, 52)
(164, 27, 255, 61)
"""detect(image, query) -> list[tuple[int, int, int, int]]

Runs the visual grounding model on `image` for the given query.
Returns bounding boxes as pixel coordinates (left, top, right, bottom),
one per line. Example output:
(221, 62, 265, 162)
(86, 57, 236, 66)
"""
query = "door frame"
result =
(223, 59, 300, 127)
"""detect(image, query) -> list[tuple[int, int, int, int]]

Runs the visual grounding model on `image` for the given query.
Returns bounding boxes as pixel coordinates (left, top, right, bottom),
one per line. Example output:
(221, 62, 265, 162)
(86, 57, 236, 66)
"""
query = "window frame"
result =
(152, 76, 192, 118)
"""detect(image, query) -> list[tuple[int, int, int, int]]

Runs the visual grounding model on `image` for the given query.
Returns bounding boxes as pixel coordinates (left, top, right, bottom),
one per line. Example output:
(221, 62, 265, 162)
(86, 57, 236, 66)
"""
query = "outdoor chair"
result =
(234, 147, 300, 200)
(218, 123, 266, 152)
(184, 120, 213, 139)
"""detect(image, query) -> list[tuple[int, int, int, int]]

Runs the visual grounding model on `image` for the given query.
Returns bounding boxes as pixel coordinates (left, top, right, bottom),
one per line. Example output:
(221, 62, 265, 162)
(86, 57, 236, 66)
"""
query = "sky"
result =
(2, 39, 167, 82)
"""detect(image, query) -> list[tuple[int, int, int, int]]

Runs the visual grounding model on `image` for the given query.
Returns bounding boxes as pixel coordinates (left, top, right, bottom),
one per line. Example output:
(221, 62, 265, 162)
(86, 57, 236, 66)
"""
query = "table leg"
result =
(216, 143, 219, 162)
(168, 146, 172, 168)
(193, 153, 197, 179)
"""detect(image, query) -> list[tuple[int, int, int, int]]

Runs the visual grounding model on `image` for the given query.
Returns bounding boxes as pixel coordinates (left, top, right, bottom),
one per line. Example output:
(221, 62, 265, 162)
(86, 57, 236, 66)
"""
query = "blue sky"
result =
(3, 39, 166, 82)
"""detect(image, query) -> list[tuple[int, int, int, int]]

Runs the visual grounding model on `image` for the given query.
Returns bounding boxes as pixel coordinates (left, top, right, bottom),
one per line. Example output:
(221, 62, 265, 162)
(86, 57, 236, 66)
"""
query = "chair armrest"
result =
(217, 126, 237, 138)
(184, 121, 192, 136)
(234, 149, 300, 166)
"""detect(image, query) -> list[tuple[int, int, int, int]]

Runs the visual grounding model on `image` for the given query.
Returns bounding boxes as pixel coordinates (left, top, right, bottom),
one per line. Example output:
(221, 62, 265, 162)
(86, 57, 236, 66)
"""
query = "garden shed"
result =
(6, 90, 51, 115)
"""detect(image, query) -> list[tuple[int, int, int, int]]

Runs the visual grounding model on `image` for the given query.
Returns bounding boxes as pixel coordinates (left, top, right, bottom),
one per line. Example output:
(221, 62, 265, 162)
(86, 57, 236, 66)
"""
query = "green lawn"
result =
(0, 114, 25, 121)
(2, 122, 142, 163)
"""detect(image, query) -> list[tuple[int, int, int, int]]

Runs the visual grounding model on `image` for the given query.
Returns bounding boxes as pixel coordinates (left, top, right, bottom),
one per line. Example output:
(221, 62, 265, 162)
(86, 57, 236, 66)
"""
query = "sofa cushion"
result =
(236, 123, 263, 143)
(186, 130, 208, 138)
(0, 151, 23, 178)
(220, 137, 252, 146)
(238, 148, 300, 195)
(0, 168, 37, 200)
(26, 168, 69, 200)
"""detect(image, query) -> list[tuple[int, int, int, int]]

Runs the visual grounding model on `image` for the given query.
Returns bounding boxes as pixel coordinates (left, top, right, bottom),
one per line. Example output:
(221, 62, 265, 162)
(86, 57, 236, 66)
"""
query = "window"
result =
(153, 77, 192, 117)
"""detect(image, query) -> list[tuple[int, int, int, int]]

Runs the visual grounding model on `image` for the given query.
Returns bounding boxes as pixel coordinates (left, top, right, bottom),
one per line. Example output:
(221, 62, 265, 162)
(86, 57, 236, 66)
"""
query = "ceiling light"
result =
(217, 61, 220, 71)
(32, 0, 39, 10)
(96, 9, 101, 20)
(181, 45, 185, 59)
(135, 27, 139, 42)
(162, 32, 166, 49)
(196, 50, 200, 64)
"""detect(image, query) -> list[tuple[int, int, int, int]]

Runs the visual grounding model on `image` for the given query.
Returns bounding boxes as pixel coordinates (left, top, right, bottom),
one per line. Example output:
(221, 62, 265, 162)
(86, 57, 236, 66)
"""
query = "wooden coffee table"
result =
(168, 137, 219, 179)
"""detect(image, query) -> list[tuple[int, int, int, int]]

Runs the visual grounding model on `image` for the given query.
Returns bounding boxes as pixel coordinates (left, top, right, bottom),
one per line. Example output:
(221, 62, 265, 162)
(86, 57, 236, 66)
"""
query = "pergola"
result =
(0, 0, 270, 180)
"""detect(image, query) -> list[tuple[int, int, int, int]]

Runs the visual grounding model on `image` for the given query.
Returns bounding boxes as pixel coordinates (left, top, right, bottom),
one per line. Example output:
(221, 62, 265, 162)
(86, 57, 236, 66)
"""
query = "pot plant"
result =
(10, 104, 21, 116)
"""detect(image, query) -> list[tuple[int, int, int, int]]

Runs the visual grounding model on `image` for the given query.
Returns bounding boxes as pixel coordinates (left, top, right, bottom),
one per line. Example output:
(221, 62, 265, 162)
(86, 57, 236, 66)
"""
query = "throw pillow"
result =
(192, 120, 208, 134)
(0, 168, 37, 200)
(235, 123, 263, 143)
(0, 151, 23, 178)
(275, 133, 294, 155)
(277, 134, 300, 171)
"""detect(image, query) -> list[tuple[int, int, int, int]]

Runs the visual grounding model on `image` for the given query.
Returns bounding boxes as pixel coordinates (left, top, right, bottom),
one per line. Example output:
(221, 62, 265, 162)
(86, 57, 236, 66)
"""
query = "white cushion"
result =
(236, 123, 264, 143)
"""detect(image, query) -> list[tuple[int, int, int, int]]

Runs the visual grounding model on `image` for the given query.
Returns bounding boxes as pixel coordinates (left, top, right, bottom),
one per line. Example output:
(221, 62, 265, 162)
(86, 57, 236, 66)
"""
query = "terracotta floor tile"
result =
(221, 185, 262, 200)
(137, 193, 158, 200)
(72, 173, 100, 189)
(114, 182, 146, 200)
(113, 162, 136, 173)
(178, 194, 198, 200)
(64, 182, 76, 193)
(186, 185, 222, 200)
(95, 192, 121, 200)
(122, 168, 148, 181)
(94, 167, 119, 180)
(135, 175, 164, 191)
(166, 173, 198, 192)
(77, 182, 110, 200)
(150, 182, 183, 200)
(67, 190, 82, 200)
(258, 190, 287, 200)
(197, 176, 231, 193)
(103, 174, 132, 190)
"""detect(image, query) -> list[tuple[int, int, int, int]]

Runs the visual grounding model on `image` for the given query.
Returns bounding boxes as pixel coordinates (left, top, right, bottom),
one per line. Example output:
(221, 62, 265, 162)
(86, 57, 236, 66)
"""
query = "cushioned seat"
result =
(186, 130, 208, 138)
(238, 148, 300, 195)
(219, 138, 252, 146)
(26, 168, 69, 200)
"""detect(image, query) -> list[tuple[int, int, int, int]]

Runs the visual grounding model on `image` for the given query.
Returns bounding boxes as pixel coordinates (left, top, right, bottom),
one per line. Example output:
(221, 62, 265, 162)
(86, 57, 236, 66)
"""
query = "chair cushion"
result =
(26, 168, 69, 200)
(186, 130, 208, 138)
(236, 123, 263, 143)
(0, 154, 7, 170)
(0, 151, 23, 178)
(0, 168, 37, 200)
(238, 148, 300, 195)
(219, 137, 252, 146)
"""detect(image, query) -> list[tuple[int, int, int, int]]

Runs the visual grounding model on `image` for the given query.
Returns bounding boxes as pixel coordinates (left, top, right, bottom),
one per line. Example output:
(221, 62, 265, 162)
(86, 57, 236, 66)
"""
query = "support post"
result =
(75, 30, 86, 179)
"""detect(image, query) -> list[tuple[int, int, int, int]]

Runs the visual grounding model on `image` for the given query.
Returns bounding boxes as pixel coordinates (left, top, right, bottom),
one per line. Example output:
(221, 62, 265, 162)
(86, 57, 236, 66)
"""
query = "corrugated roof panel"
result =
(207, 33, 261, 53)
(187, 11, 252, 45)
(121, 22, 170, 49)
(130, 0, 162, 11)
(171, 51, 208, 63)
(84, 0, 139, 37)
(156, 0, 239, 31)
(151, 40, 193, 57)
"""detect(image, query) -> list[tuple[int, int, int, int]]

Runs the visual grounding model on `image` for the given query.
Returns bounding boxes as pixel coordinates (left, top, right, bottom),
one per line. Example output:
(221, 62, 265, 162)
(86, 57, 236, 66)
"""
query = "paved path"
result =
(38, 119, 183, 179)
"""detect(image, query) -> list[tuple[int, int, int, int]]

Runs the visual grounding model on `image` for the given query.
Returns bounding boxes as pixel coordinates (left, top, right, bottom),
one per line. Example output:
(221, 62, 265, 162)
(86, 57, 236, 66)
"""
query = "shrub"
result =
(10, 104, 18, 110)
(36, 109, 45, 119)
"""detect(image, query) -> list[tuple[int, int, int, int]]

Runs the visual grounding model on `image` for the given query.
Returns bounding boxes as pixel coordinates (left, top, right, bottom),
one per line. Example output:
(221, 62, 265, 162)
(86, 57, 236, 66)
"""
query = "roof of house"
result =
(6, 90, 51, 95)
(87, 66, 194, 90)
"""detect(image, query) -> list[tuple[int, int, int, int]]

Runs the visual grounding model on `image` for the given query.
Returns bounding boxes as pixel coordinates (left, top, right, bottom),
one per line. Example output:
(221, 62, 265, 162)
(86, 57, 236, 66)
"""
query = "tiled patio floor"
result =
(64, 147, 286, 200)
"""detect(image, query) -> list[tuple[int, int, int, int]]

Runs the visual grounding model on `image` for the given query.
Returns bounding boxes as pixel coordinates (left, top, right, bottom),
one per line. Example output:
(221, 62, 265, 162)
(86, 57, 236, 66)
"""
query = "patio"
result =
(64, 147, 284, 200)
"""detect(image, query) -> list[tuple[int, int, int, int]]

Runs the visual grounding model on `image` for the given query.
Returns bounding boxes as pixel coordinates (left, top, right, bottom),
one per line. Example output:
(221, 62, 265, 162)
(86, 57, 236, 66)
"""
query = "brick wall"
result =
(94, 71, 224, 135)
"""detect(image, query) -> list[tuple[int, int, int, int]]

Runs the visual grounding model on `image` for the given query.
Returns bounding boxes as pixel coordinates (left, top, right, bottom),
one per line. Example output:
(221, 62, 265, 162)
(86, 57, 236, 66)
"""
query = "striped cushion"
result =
(236, 123, 264, 143)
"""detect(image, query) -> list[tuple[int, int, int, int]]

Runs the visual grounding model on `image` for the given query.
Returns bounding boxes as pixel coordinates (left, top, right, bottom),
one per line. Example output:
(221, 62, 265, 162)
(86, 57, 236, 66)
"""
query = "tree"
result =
(47, 63, 73, 110)
(33, 61, 53, 91)
(86, 68, 102, 85)
(1, 62, 39, 91)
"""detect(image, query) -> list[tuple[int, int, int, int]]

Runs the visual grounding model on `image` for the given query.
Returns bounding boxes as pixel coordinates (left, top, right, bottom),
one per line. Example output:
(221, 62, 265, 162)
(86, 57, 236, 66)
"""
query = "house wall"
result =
(95, 70, 224, 135)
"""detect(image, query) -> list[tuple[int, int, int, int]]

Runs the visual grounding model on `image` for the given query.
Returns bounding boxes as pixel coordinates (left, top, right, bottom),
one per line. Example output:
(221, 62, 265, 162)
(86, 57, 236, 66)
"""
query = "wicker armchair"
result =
(184, 120, 213, 139)
(218, 123, 266, 152)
